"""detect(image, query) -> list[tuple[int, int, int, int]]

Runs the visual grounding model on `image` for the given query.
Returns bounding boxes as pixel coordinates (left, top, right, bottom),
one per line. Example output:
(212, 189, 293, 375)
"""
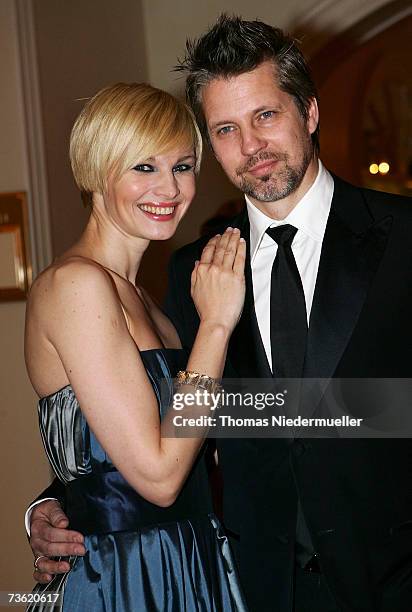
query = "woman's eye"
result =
(173, 164, 193, 173)
(133, 164, 155, 172)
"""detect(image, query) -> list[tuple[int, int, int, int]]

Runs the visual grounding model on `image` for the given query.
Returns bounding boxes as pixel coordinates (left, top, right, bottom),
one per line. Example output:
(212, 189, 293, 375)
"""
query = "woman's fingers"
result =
(191, 260, 199, 287)
(213, 228, 234, 266)
(233, 237, 246, 276)
(222, 228, 241, 269)
(200, 234, 219, 265)
(190, 225, 246, 333)
(200, 227, 243, 269)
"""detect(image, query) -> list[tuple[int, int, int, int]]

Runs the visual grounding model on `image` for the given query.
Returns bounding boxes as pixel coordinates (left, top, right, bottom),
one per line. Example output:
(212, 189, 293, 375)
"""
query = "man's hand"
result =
(30, 500, 86, 583)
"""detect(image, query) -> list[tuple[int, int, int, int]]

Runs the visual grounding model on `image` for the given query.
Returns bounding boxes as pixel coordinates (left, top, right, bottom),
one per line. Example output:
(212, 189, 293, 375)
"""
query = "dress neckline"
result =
(39, 347, 184, 401)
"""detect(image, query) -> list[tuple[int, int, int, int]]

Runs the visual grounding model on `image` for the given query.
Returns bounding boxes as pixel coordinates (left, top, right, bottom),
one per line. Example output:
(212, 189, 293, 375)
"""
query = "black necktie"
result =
(266, 224, 314, 567)
(266, 224, 307, 378)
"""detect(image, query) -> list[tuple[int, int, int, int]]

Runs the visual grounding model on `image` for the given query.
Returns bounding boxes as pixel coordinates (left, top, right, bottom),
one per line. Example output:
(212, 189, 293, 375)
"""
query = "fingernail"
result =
(225, 227, 233, 232)
(232, 228, 240, 233)
(240, 237, 246, 242)
(215, 233, 221, 238)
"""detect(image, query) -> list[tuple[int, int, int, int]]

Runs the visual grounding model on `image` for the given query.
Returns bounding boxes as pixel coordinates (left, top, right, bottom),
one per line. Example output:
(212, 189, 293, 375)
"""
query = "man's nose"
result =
(240, 127, 267, 157)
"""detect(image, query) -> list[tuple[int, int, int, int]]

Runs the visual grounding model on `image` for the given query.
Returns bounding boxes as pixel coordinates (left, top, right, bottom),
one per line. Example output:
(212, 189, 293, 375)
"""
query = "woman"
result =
(25, 83, 247, 611)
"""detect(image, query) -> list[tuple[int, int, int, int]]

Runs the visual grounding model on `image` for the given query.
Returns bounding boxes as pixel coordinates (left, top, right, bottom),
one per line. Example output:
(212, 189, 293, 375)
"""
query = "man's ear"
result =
(307, 97, 319, 135)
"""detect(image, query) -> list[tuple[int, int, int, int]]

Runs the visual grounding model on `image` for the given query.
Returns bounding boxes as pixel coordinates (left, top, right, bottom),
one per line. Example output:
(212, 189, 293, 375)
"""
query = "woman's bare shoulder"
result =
(28, 256, 115, 309)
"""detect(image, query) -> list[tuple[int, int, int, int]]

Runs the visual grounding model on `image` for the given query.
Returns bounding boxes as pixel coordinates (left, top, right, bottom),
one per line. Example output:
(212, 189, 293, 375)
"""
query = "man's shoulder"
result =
(360, 185, 411, 219)
(333, 174, 412, 219)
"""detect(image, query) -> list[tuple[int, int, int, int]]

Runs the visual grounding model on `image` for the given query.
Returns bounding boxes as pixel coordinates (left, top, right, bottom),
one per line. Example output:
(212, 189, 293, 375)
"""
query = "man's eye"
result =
(133, 164, 155, 172)
(217, 125, 234, 136)
(173, 164, 193, 173)
(259, 111, 275, 120)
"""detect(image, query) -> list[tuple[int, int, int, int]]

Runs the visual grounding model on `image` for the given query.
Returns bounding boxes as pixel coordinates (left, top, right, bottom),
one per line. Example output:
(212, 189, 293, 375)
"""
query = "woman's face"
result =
(103, 146, 196, 241)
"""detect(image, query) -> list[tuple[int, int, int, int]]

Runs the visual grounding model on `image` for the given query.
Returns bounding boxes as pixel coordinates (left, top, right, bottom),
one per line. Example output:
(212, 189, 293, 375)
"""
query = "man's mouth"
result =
(248, 160, 278, 177)
(237, 153, 284, 178)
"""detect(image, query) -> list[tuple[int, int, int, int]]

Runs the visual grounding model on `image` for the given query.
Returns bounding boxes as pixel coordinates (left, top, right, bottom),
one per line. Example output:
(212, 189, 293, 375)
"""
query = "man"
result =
(27, 15, 412, 612)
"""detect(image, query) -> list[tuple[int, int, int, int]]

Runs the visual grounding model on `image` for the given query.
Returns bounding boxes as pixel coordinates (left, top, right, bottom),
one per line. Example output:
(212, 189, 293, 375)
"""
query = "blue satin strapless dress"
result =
(28, 349, 247, 611)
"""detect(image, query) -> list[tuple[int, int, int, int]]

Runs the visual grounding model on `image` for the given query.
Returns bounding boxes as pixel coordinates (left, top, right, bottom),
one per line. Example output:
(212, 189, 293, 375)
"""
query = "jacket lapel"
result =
(304, 176, 393, 380)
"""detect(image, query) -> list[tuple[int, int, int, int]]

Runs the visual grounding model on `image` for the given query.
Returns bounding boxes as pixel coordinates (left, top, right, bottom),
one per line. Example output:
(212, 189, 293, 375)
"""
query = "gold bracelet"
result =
(175, 370, 222, 396)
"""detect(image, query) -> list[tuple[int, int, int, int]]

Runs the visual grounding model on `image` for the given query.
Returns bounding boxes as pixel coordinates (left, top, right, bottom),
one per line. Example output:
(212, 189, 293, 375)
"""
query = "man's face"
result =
(201, 61, 319, 210)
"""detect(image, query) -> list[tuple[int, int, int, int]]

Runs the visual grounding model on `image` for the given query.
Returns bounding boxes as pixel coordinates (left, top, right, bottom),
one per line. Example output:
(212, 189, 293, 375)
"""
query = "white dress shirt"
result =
(246, 161, 334, 371)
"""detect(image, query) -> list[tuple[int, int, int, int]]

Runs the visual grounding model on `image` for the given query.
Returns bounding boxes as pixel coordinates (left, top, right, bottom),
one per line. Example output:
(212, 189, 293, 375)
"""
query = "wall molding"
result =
(293, 0, 412, 59)
(300, 0, 412, 86)
(15, 0, 52, 277)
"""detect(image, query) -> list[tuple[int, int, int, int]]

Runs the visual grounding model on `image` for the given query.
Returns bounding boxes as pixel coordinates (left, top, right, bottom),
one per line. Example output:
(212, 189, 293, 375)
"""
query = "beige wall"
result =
(0, 0, 50, 599)
(33, 0, 149, 257)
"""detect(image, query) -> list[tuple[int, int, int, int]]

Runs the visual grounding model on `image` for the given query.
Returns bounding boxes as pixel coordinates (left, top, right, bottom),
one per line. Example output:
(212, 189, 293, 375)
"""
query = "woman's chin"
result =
(145, 223, 179, 242)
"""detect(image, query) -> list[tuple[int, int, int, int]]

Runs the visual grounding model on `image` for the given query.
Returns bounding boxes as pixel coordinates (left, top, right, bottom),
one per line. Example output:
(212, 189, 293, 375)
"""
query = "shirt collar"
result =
(246, 160, 334, 262)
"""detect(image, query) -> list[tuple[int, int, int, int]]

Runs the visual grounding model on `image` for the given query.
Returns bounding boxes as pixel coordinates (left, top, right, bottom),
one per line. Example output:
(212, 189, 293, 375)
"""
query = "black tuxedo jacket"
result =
(164, 176, 412, 612)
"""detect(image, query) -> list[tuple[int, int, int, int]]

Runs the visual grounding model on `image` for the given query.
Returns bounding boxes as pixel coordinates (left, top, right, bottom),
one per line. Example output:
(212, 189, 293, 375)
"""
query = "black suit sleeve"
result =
(163, 250, 188, 346)
(163, 240, 206, 352)
(31, 477, 66, 509)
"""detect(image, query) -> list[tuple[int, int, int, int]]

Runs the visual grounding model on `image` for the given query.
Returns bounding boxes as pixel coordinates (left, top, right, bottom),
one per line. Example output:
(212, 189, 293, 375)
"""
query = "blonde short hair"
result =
(70, 83, 202, 205)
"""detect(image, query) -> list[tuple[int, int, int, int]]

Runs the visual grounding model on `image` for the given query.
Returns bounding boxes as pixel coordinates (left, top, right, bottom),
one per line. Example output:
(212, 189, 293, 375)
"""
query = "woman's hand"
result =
(191, 227, 246, 334)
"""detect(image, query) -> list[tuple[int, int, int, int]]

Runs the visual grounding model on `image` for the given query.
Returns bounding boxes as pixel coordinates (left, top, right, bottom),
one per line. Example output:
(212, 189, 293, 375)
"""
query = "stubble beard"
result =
(236, 141, 314, 203)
